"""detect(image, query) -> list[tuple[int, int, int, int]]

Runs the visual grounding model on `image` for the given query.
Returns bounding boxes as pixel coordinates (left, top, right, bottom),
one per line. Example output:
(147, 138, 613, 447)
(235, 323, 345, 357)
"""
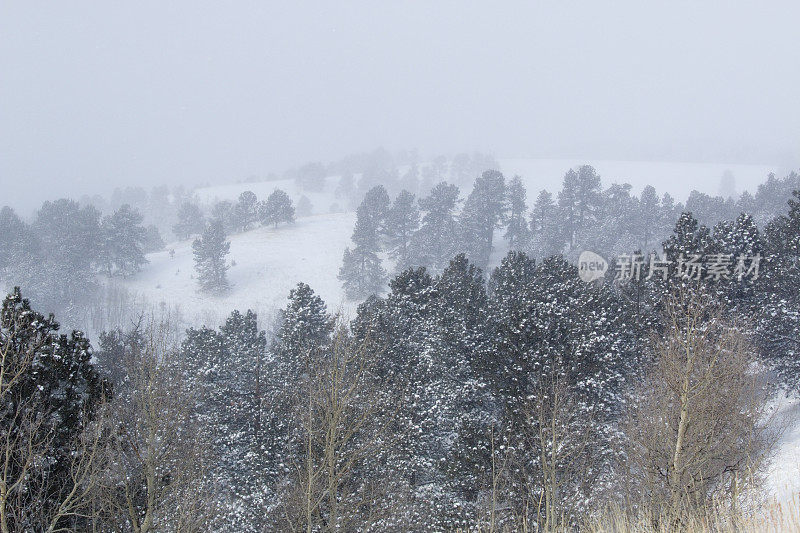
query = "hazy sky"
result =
(2, 1, 799, 209)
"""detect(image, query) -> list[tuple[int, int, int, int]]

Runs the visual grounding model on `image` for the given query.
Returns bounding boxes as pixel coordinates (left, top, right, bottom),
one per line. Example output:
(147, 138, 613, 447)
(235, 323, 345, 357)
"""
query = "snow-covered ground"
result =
(123, 211, 357, 329)
(768, 394, 800, 504)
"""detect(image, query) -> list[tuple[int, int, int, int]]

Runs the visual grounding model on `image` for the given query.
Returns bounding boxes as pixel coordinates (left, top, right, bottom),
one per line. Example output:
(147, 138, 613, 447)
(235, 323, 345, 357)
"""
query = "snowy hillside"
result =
(194, 175, 349, 216)
(122, 211, 357, 328)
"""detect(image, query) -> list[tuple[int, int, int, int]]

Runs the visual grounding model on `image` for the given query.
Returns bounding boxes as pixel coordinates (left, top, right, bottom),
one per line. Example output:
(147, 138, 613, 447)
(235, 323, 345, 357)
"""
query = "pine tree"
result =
(585, 183, 639, 256)
(504, 175, 530, 250)
(0, 287, 108, 529)
(142, 224, 165, 253)
(192, 220, 231, 293)
(33, 198, 102, 272)
(259, 189, 295, 227)
(410, 181, 460, 271)
(636, 185, 662, 250)
(557, 165, 602, 250)
(263, 283, 333, 495)
(338, 194, 387, 299)
(234, 190, 260, 231)
(30, 199, 102, 316)
(385, 190, 420, 271)
(0, 207, 38, 274)
(759, 190, 800, 390)
(477, 253, 638, 524)
(350, 267, 445, 526)
(100, 204, 149, 276)
(173, 201, 206, 240)
(458, 170, 506, 270)
(662, 211, 712, 264)
(270, 283, 333, 384)
(528, 189, 562, 258)
(361, 184, 391, 235)
(212, 200, 237, 233)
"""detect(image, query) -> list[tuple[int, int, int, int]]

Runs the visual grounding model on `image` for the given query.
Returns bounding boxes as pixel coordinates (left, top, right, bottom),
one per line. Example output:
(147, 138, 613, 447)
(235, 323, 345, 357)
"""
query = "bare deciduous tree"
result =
(92, 316, 217, 533)
(276, 324, 398, 532)
(624, 290, 777, 520)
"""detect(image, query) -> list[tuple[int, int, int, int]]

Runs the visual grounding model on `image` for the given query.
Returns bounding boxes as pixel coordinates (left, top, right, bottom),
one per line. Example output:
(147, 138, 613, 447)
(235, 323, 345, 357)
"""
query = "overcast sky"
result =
(2, 1, 799, 210)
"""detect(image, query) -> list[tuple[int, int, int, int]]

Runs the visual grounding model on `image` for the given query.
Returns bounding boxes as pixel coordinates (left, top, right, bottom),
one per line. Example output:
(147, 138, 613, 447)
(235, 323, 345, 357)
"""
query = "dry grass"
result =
(585, 495, 800, 533)
(459, 494, 800, 533)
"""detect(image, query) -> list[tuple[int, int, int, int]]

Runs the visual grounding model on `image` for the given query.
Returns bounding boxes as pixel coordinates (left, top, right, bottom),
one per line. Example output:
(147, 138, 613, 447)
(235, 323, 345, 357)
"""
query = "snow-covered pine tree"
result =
(261, 284, 333, 501)
(211, 200, 237, 234)
(662, 211, 712, 264)
(504, 175, 530, 251)
(338, 192, 388, 299)
(142, 224, 165, 253)
(259, 189, 295, 228)
(528, 189, 563, 258)
(409, 181, 460, 272)
(458, 170, 506, 270)
(430, 254, 495, 526)
(234, 190, 260, 231)
(557, 165, 602, 251)
(636, 185, 662, 250)
(0, 207, 38, 276)
(173, 201, 206, 240)
(192, 219, 231, 293)
(385, 190, 420, 272)
(759, 190, 800, 390)
(100, 204, 149, 276)
(0, 287, 109, 529)
(477, 252, 638, 525)
(584, 183, 639, 257)
(361, 184, 391, 235)
(31, 198, 102, 317)
(349, 266, 443, 528)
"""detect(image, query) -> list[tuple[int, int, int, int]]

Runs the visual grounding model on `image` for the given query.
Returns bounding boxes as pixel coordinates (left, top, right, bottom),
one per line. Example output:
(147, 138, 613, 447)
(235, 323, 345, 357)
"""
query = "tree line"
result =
(1, 179, 798, 529)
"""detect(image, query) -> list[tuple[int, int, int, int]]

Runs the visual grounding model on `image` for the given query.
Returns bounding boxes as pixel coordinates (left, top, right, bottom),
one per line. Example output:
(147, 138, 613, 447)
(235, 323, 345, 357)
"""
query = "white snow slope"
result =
(123, 211, 357, 328)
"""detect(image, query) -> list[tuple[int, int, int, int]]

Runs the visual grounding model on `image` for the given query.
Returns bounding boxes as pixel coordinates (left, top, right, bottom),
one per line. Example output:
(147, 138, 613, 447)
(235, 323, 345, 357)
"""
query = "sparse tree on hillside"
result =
(528, 189, 561, 258)
(259, 189, 295, 228)
(173, 202, 206, 240)
(338, 221, 386, 299)
(100, 204, 149, 276)
(234, 191, 259, 231)
(192, 220, 230, 293)
(211, 200, 236, 234)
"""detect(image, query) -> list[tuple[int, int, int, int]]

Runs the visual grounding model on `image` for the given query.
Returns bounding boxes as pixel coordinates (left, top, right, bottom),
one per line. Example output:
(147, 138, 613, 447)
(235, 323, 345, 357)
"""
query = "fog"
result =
(2, 1, 799, 210)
